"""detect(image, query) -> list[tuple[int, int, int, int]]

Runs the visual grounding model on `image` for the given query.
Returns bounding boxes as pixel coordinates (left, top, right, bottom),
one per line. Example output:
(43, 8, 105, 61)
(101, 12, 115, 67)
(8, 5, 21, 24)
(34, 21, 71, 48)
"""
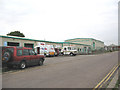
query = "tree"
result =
(7, 31, 25, 37)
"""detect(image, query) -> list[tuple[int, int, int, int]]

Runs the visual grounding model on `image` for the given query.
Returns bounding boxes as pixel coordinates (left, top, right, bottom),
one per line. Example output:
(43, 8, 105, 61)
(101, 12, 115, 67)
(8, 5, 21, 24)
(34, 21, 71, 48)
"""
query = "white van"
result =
(44, 45, 55, 56)
(34, 45, 55, 56)
(61, 46, 77, 56)
(34, 45, 45, 55)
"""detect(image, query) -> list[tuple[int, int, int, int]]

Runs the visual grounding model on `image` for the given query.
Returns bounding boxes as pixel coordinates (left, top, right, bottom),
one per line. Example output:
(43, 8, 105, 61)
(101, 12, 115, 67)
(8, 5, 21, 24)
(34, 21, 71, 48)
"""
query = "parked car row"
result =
(1, 45, 78, 69)
(34, 45, 59, 57)
(34, 45, 77, 56)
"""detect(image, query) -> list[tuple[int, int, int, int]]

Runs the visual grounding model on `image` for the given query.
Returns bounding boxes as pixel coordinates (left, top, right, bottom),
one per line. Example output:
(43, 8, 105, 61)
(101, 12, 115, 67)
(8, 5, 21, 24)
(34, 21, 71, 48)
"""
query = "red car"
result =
(2, 46, 45, 69)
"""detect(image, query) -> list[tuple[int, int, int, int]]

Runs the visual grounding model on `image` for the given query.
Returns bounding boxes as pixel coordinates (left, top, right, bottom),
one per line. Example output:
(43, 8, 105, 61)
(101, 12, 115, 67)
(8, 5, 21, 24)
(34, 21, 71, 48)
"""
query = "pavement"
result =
(2, 51, 118, 88)
(107, 70, 118, 88)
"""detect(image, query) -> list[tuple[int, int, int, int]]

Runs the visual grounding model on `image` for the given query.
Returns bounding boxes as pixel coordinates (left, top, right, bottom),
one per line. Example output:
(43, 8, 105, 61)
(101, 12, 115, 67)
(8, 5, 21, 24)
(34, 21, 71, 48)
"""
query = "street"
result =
(2, 51, 118, 88)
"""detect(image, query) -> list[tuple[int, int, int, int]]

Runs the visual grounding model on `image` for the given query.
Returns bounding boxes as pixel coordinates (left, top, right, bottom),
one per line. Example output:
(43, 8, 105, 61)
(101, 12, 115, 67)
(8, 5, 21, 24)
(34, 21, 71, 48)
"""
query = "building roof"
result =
(0, 35, 90, 46)
(65, 38, 104, 43)
(109, 44, 117, 46)
(0, 35, 62, 44)
(61, 42, 90, 46)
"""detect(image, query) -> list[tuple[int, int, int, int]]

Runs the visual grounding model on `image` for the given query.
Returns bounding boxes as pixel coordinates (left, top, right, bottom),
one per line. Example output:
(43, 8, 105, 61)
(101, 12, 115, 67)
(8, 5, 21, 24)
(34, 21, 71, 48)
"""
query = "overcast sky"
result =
(0, 0, 118, 45)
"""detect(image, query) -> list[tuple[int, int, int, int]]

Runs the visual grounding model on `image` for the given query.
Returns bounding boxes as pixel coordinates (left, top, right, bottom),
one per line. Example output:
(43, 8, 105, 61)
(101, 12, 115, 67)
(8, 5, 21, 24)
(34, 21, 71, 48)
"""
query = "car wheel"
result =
(70, 53, 74, 56)
(38, 59, 43, 66)
(44, 53, 46, 57)
(74, 54, 76, 56)
(20, 61, 26, 69)
(61, 52, 64, 56)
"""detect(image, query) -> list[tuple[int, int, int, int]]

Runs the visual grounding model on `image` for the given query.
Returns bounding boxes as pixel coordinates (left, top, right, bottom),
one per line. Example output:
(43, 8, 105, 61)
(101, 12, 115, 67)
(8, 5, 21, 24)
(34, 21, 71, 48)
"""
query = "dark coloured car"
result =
(2, 46, 45, 69)
(54, 48, 59, 56)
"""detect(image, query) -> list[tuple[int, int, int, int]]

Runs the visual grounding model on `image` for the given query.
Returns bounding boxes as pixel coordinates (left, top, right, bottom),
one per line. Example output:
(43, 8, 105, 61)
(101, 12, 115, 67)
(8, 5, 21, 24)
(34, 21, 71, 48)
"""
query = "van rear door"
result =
(37, 47, 40, 54)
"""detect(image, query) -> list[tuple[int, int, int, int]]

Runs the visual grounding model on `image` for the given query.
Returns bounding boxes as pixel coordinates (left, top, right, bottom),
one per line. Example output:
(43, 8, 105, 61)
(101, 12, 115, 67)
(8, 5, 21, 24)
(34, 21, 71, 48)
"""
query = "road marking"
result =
(93, 64, 119, 90)
(93, 65, 117, 90)
(99, 65, 119, 89)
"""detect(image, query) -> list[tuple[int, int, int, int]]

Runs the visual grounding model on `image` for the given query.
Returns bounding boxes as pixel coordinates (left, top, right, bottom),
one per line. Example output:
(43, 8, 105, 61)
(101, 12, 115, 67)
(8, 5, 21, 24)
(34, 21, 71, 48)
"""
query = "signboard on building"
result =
(4, 42, 7, 46)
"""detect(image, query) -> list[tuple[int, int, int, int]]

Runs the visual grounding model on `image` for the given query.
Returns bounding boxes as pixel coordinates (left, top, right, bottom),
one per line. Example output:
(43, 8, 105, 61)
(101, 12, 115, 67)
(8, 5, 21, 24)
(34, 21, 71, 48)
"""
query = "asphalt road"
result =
(2, 51, 118, 88)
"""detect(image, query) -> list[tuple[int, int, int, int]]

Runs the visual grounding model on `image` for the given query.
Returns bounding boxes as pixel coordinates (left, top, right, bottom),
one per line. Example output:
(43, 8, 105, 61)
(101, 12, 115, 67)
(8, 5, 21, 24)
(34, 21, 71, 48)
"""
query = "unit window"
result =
(24, 43, 34, 48)
(23, 49, 29, 55)
(84, 47, 87, 51)
(7, 42, 19, 46)
(93, 42, 95, 49)
(17, 50, 22, 56)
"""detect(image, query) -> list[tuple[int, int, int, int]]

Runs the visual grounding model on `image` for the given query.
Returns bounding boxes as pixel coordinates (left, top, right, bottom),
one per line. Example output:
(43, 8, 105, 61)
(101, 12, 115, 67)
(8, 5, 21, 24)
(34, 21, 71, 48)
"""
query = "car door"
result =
(23, 49, 31, 66)
(29, 49, 38, 65)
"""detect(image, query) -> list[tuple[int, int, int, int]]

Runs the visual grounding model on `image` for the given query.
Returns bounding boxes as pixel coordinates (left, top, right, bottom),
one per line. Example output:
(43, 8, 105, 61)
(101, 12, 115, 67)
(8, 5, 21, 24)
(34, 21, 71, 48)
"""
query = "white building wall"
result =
(1, 37, 36, 47)
(1, 37, 63, 49)
(0, 37, 2, 46)
(65, 38, 104, 50)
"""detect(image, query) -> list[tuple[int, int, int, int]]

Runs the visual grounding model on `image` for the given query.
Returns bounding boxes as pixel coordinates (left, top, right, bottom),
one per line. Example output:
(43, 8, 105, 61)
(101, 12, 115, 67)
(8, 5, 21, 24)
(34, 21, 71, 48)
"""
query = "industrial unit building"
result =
(0, 35, 62, 48)
(0, 35, 104, 54)
(0, 35, 91, 54)
(65, 38, 104, 50)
